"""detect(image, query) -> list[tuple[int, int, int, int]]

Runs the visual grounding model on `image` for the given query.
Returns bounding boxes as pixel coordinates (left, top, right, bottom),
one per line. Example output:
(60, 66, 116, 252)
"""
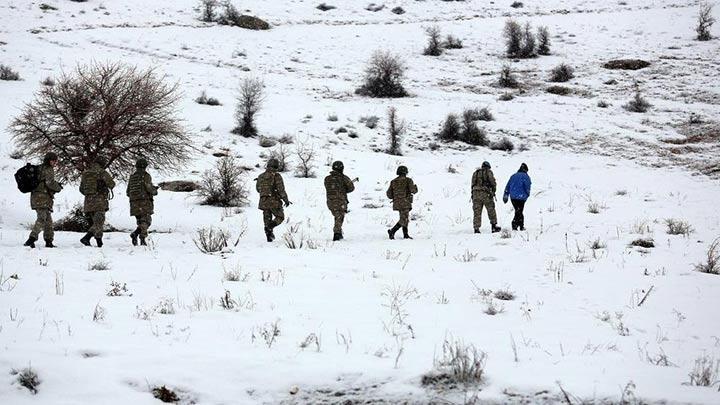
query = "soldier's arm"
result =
(126, 180, 131, 197)
(490, 172, 497, 194)
(471, 171, 477, 193)
(46, 167, 63, 193)
(145, 173, 158, 196)
(255, 175, 262, 193)
(275, 174, 289, 203)
(409, 178, 418, 194)
(103, 171, 116, 190)
(386, 183, 394, 200)
(344, 175, 355, 193)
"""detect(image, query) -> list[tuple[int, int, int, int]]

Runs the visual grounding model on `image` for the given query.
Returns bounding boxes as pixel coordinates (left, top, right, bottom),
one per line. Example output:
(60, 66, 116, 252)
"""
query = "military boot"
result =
(402, 226, 412, 240)
(80, 232, 92, 246)
(24, 236, 37, 248)
(333, 233, 342, 241)
(139, 237, 147, 246)
(130, 231, 138, 246)
(45, 240, 56, 248)
(388, 224, 401, 240)
(491, 225, 501, 233)
(95, 237, 103, 248)
(474, 228, 480, 234)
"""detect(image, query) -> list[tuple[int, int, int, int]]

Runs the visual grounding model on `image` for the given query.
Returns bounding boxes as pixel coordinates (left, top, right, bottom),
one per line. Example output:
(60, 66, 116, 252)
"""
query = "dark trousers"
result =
(511, 199, 526, 230)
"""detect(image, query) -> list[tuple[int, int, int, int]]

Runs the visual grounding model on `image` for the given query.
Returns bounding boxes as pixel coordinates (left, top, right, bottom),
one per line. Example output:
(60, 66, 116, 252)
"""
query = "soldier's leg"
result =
(42, 210, 55, 243)
(262, 210, 275, 242)
(473, 202, 483, 231)
(400, 210, 412, 239)
(333, 210, 345, 234)
(30, 209, 46, 240)
(272, 207, 285, 228)
(138, 214, 151, 238)
(485, 197, 498, 226)
(512, 199, 526, 230)
(90, 211, 105, 239)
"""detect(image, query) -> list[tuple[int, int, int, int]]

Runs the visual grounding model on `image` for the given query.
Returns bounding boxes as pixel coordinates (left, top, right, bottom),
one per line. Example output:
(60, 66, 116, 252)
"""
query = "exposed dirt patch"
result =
(603, 59, 651, 70)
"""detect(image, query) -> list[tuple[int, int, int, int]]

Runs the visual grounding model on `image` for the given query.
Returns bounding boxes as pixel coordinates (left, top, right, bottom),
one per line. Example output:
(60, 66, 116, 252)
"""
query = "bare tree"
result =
(503, 19, 523, 58)
(355, 50, 408, 98)
(423, 26, 443, 56)
(198, 156, 248, 207)
(10, 62, 191, 180)
(520, 22, 536, 58)
(697, 2, 715, 41)
(233, 77, 264, 137)
(198, 0, 218, 22)
(269, 144, 290, 172)
(387, 107, 405, 156)
(294, 142, 317, 178)
(537, 26, 551, 55)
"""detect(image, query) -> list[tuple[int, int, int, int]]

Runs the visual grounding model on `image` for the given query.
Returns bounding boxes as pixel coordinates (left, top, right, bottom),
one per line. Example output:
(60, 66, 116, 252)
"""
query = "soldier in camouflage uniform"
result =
(79, 157, 116, 247)
(24, 152, 63, 248)
(386, 165, 418, 240)
(126, 158, 158, 246)
(324, 161, 355, 241)
(255, 158, 291, 242)
(471, 161, 501, 234)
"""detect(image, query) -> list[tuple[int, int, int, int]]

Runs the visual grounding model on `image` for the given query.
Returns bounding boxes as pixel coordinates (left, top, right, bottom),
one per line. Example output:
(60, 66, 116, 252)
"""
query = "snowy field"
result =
(1, 0, 720, 404)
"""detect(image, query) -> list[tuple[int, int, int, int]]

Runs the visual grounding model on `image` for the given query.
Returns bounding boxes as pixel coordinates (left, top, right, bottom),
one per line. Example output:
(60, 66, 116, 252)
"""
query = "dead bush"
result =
(465, 107, 494, 121)
(196, 90, 221, 106)
(391, 6, 405, 15)
(624, 82, 651, 113)
(10, 62, 191, 180)
(360, 115, 380, 129)
(493, 288, 516, 301)
(630, 238, 655, 248)
(198, 0, 217, 22)
(193, 226, 230, 253)
(152, 385, 180, 403)
(489, 137, 514, 151)
(423, 26, 443, 56)
(216, 3, 270, 30)
(696, 2, 715, 41)
(387, 106, 405, 155)
(258, 136, 277, 148)
(537, 26, 551, 55)
(437, 113, 488, 146)
(549, 63, 574, 82)
(232, 77, 264, 137)
(316, 3, 336, 11)
(294, 142, 317, 178)
(546, 85, 572, 96)
(422, 338, 487, 387)
(511, 1, 524, 8)
(269, 144, 290, 172)
(665, 218, 694, 236)
(687, 355, 719, 387)
(11, 367, 40, 394)
(355, 50, 408, 98)
(498, 64, 518, 88)
(198, 156, 248, 207)
(54, 204, 90, 232)
(443, 35, 463, 49)
(694, 238, 719, 275)
(0, 65, 21, 81)
(603, 59, 650, 70)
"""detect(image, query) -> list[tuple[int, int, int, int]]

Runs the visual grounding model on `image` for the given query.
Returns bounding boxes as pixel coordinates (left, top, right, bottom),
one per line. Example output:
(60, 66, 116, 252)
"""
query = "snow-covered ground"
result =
(1, 1, 719, 403)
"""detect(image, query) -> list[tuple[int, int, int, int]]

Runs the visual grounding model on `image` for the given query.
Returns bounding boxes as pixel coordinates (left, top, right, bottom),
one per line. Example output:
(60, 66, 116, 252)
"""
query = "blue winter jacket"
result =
(504, 172, 531, 201)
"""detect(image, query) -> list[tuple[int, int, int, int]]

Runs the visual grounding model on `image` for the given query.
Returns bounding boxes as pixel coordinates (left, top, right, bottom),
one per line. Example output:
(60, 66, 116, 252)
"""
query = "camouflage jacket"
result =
(30, 164, 62, 211)
(82, 164, 116, 213)
(256, 170, 288, 210)
(324, 171, 355, 212)
(471, 168, 496, 200)
(386, 175, 418, 211)
(126, 169, 158, 216)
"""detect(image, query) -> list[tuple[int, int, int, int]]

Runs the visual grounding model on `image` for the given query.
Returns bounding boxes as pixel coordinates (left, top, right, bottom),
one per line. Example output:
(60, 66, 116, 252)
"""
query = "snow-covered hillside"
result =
(1, 1, 719, 404)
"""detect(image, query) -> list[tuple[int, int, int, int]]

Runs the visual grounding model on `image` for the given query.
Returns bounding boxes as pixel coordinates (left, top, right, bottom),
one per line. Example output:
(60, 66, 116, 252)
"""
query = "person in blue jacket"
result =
(503, 163, 531, 231)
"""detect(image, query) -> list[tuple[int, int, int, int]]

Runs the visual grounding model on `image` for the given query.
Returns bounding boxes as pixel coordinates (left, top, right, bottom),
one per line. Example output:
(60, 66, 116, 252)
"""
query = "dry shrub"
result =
(193, 226, 230, 253)
(233, 77, 264, 137)
(198, 156, 248, 207)
(387, 106, 405, 155)
(498, 64, 518, 88)
(355, 50, 408, 98)
(665, 218, 693, 236)
(423, 26, 443, 56)
(0, 65, 21, 81)
(422, 338, 487, 387)
(694, 238, 720, 275)
(696, 2, 715, 41)
(549, 63, 574, 82)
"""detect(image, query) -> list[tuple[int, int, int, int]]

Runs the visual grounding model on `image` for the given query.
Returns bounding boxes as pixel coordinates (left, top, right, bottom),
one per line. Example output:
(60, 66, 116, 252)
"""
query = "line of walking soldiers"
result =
(256, 158, 531, 242)
(22, 153, 531, 248)
(23, 153, 158, 248)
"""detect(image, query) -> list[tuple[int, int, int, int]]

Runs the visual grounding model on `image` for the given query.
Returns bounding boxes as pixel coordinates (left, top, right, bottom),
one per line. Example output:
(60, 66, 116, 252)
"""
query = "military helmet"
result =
(482, 161, 491, 169)
(332, 161, 344, 172)
(135, 158, 148, 168)
(396, 165, 408, 176)
(94, 156, 107, 167)
(43, 152, 58, 163)
(267, 158, 280, 170)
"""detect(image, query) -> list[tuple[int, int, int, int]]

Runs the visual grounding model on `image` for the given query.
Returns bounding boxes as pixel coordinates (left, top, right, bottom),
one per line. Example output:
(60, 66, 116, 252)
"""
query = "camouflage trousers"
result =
(330, 209, 346, 234)
(396, 209, 410, 227)
(86, 211, 106, 239)
(473, 196, 497, 229)
(133, 214, 152, 238)
(30, 209, 54, 241)
(262, 207, 285, 230)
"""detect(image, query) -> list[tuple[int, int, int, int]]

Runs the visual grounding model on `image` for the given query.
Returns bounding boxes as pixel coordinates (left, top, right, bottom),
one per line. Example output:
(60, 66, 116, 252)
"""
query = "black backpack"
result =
(15, 163, 41, 193)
